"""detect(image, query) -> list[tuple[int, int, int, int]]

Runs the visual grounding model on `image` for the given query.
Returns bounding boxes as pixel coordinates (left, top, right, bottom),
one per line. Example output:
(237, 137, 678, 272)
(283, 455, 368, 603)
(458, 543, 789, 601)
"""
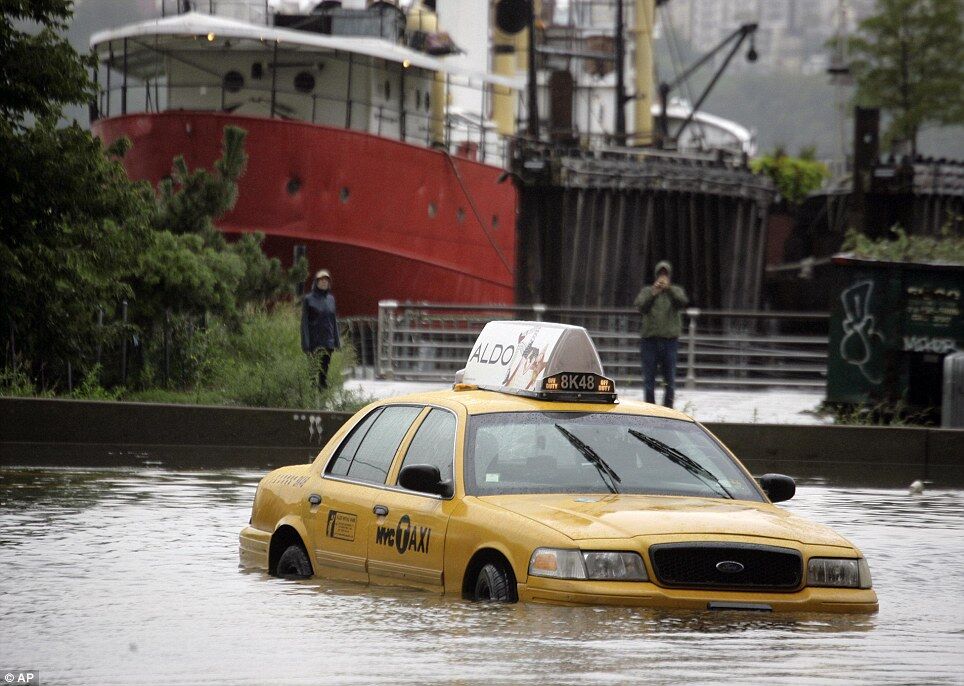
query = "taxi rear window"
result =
(328, 405, 422, 484)
(464, 412, 762, 501)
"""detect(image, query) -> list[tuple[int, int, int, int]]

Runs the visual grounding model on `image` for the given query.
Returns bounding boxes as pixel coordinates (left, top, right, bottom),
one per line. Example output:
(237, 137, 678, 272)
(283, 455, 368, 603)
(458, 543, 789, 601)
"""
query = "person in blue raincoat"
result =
(301, 269, 340, 390)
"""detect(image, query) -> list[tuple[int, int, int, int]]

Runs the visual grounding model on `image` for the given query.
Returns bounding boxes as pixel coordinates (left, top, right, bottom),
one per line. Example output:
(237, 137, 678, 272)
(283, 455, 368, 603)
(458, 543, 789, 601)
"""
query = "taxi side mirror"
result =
(758, 473, 795, 503)
(399, 464, 453, 498)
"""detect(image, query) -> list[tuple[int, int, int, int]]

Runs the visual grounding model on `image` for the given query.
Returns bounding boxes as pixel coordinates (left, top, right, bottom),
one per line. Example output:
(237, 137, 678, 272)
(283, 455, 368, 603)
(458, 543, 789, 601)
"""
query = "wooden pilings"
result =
(516, 154, 775, 310)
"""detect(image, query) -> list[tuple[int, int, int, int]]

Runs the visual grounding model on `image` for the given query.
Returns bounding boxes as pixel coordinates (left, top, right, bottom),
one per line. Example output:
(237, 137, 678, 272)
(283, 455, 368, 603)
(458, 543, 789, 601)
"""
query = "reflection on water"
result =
(1, 467, 963, 685)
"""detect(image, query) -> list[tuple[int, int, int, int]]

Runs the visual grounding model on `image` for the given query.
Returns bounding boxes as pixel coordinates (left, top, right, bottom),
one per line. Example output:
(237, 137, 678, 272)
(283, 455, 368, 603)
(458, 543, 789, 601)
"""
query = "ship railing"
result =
(374, 301, 830, 390)
(159, 0, 274, 26)
(95, 76, 511, 168)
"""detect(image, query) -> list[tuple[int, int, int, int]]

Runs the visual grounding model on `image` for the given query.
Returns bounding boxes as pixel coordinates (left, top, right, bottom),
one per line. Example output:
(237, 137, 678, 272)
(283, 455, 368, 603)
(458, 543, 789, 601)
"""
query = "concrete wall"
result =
(0, 397, 351, 469)
(705, 422, 963, 487)
(2, 398, 961, 486)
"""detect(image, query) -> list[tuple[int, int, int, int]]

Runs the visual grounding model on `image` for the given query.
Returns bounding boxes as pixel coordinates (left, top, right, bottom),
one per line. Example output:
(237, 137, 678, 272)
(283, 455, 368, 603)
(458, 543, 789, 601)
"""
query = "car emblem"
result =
(716, 560, 745, 574)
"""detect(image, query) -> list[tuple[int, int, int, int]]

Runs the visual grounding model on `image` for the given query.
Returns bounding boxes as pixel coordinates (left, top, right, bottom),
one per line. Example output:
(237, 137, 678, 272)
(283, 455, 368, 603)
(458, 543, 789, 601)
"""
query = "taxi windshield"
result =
(464, 412, 763, 501)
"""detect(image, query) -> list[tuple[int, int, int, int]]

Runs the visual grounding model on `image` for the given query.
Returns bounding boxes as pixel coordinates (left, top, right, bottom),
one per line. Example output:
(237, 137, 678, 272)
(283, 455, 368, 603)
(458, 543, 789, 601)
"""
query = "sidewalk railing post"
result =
(685, 307, 699, 389)
(163, 308, 171, 384)
(377, 300, 398, 379)
(95, 307, 104, 367)
(120, 300, 128, 385)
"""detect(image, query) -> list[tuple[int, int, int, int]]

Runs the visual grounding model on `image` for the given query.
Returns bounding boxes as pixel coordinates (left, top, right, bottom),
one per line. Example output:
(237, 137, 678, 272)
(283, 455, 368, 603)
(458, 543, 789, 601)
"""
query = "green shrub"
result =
(842, 223, 964, 264)
(0, 366, 47, 397)
(67, 365, 122, 401)
(750, 148, 830, 205)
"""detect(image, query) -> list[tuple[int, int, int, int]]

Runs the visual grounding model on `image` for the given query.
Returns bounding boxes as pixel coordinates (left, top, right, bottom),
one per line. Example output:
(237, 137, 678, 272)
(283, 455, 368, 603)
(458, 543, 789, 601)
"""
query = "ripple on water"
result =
(1, 467, 963, 685)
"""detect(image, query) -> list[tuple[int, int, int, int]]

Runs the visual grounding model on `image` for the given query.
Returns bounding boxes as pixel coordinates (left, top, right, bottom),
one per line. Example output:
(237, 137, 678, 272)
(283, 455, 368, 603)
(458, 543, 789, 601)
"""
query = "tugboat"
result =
(90, 0, 522, 315)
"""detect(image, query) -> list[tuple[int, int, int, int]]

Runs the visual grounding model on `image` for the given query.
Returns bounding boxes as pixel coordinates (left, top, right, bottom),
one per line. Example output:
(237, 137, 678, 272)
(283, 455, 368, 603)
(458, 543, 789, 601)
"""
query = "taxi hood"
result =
(481, 493, 852, 547)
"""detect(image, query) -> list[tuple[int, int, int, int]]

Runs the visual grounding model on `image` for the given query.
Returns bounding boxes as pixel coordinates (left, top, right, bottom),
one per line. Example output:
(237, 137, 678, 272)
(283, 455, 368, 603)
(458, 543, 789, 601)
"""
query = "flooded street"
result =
(1, 466, 962, 685)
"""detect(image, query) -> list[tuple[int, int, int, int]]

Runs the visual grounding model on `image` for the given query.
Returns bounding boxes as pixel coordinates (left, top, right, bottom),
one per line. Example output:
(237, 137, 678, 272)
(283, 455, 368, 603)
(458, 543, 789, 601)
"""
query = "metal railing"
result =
(375, 301, 830, 390)
(341, 317, 378, 379)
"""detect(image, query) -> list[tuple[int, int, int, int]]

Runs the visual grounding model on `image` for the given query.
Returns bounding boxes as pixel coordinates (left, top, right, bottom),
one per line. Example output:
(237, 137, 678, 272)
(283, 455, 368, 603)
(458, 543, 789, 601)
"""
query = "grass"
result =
(2, 307, 375, 413)
(815, 399, 936, 426)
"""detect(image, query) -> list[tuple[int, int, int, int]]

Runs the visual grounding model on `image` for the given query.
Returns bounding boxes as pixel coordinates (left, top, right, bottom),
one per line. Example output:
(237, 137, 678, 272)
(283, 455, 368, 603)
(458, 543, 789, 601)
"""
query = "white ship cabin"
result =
(89, 0, 525, 167)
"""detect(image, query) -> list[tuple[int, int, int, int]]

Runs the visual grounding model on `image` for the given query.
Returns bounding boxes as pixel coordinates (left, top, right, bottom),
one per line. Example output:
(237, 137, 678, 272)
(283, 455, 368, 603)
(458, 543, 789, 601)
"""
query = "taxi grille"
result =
(649, 543, 803, 591)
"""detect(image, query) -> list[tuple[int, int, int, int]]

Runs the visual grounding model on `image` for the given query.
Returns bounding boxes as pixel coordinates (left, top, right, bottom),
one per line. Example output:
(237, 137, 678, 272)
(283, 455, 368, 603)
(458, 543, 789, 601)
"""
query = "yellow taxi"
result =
(240, 321, 878, 613)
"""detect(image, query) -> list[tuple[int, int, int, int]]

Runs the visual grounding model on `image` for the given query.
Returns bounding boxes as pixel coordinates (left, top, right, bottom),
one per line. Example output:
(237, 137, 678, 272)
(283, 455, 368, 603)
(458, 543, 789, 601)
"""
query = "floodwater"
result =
(1, 467, 962, 686)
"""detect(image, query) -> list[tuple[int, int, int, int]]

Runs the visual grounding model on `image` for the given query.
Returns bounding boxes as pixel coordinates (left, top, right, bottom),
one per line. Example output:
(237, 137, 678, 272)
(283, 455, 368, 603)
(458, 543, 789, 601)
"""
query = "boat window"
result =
(398, 409, 456, 484)
(294, 71, 315, 93)
(223, 71, 244, 93)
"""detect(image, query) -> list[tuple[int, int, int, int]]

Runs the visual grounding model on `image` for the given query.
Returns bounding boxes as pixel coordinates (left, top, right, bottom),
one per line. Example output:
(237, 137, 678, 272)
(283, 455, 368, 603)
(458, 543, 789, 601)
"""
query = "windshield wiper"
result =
(554, 424, 621, 494)
(627, 429, 734, 499)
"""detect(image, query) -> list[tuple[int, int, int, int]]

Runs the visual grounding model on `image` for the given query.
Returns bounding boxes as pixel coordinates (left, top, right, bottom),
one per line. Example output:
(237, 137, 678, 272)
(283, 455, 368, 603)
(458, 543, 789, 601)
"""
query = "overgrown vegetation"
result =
(750, 147, 831, 205)
(817, 399, 935, 426)
(842, 223, 964, 264)
(2, 307, 373, 412)
(1, 0, 351, 409)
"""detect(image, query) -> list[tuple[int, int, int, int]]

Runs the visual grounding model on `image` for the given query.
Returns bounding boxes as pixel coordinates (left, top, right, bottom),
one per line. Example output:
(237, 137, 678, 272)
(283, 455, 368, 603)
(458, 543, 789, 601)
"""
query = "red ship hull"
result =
(92, 112, 517, 315)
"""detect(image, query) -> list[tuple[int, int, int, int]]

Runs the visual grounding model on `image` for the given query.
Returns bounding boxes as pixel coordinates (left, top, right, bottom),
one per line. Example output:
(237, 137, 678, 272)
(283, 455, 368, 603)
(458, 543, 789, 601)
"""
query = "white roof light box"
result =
(458, 321, 617, 403)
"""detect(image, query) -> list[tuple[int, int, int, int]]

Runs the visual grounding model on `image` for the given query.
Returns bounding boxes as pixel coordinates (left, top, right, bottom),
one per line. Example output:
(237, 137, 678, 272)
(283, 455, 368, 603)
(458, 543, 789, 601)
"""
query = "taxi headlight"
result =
(583, 551, 648, 581)
(808, 557, 872, 589)
(528, 548, 647, 581)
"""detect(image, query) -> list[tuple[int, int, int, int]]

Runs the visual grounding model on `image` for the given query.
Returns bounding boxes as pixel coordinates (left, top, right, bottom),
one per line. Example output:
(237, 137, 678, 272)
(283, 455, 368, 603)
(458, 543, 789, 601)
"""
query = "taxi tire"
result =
(276, 544, 313, 579)
(473, 562, 513, 602)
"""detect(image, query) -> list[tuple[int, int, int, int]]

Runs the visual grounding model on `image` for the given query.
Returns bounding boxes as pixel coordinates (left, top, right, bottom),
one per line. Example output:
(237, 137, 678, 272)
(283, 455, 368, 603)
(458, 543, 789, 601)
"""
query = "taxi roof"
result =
(376, 387, 695, 422)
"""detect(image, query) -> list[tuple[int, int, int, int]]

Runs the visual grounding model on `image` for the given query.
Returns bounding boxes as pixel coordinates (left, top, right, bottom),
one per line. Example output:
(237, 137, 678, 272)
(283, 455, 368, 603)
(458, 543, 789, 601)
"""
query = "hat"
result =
(315, 269, 332, 282)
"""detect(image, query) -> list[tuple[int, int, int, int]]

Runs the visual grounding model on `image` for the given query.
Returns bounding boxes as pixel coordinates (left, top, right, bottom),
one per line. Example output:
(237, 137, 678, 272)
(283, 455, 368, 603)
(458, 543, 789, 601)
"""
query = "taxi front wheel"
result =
(473, 562, 515, 602)
(276, 544, 313, 579)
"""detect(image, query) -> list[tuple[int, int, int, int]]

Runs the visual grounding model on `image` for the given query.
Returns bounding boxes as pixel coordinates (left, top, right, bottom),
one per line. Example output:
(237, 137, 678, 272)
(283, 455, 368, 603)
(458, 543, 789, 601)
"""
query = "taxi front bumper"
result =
(519, 576, 879, 613)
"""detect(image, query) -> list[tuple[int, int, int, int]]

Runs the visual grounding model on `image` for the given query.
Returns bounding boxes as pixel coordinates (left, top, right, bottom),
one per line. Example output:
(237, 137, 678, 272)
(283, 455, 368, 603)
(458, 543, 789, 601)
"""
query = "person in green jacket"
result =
(634, 260, 689, 408)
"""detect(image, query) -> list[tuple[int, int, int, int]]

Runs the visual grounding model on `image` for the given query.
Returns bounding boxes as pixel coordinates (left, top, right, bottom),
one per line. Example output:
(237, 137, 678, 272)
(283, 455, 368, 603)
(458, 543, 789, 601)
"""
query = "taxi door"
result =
(305, 404, 423, 584)
(306, 476, 375, 584)
(366, 407, 458, 591)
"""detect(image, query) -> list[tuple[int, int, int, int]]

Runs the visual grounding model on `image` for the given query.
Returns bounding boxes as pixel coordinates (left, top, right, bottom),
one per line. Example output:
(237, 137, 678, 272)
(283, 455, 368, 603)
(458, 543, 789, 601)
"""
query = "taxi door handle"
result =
(373, 504, 389, 517)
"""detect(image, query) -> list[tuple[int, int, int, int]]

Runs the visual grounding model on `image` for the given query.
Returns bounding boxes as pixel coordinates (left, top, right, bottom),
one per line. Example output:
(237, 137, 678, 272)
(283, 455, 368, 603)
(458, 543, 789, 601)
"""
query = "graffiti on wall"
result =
(293, 413, 326, 445)
(839, 280, 885, 384)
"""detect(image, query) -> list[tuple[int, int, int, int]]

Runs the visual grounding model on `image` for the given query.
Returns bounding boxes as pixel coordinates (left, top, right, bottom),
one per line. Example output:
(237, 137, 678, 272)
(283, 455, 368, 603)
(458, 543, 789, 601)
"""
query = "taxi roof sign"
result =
(459, 321, 617, 402)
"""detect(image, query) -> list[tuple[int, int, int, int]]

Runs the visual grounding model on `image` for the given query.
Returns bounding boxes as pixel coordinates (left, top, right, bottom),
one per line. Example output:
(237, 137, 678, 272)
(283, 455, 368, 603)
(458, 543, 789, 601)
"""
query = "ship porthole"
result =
(294, 71, 315, 94)
(456, 207, 465, 224)
(340, 187, 350, 203)
(287, 177, 302, 195)
(223, 70, 244, 93)
(427, 202, 437, 218)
